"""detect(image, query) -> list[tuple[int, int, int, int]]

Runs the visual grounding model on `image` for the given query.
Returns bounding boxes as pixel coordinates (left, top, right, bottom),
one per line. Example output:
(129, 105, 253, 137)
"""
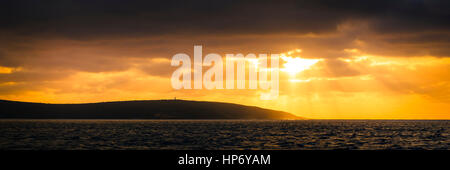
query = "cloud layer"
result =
(1, 0, 449, 118)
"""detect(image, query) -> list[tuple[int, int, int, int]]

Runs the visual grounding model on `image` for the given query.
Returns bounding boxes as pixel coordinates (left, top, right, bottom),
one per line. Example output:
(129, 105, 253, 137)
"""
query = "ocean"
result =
(0, 120, 448, 150)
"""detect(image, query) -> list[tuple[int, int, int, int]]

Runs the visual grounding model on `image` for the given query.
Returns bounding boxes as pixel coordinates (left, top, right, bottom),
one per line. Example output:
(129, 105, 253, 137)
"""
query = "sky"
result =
(1, 0, 450, 119)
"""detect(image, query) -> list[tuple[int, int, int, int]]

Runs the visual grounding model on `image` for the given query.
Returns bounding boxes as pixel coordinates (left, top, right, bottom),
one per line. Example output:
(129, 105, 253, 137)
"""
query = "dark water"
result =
(0, 120, 448, 150)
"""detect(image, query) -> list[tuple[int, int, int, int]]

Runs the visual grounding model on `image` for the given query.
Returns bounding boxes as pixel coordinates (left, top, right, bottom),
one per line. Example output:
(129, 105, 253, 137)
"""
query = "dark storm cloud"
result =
(0, 0, 449, 84)
(1, 0, 449, 39)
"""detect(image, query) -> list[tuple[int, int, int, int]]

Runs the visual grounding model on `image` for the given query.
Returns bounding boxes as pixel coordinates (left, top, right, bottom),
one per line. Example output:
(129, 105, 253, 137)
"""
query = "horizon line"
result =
(1, 99, 449, 120)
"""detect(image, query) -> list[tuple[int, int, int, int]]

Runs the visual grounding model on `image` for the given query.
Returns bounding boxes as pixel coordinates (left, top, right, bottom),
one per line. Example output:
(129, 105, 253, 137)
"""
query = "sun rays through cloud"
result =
(280, 49, 322, 76)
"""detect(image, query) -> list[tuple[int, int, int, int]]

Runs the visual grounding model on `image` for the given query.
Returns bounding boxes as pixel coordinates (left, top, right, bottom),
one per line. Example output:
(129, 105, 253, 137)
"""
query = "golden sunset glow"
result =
(1, 45, 450, 119)
(1, 0, 450, 120)
(280, 50, 321, 76)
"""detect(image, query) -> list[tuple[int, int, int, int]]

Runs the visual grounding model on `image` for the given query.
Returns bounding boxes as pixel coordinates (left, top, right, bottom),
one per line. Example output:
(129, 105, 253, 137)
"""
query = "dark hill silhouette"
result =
(0, 99, 303, 120)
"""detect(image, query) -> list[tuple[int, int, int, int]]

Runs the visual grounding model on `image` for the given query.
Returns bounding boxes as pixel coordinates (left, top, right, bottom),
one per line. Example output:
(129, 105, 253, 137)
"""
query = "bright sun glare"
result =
(280, 49, 321, 75)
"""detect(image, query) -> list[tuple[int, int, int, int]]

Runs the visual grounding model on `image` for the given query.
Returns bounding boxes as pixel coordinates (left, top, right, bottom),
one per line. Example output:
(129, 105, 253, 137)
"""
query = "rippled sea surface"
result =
(0, 120, 448, 150)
